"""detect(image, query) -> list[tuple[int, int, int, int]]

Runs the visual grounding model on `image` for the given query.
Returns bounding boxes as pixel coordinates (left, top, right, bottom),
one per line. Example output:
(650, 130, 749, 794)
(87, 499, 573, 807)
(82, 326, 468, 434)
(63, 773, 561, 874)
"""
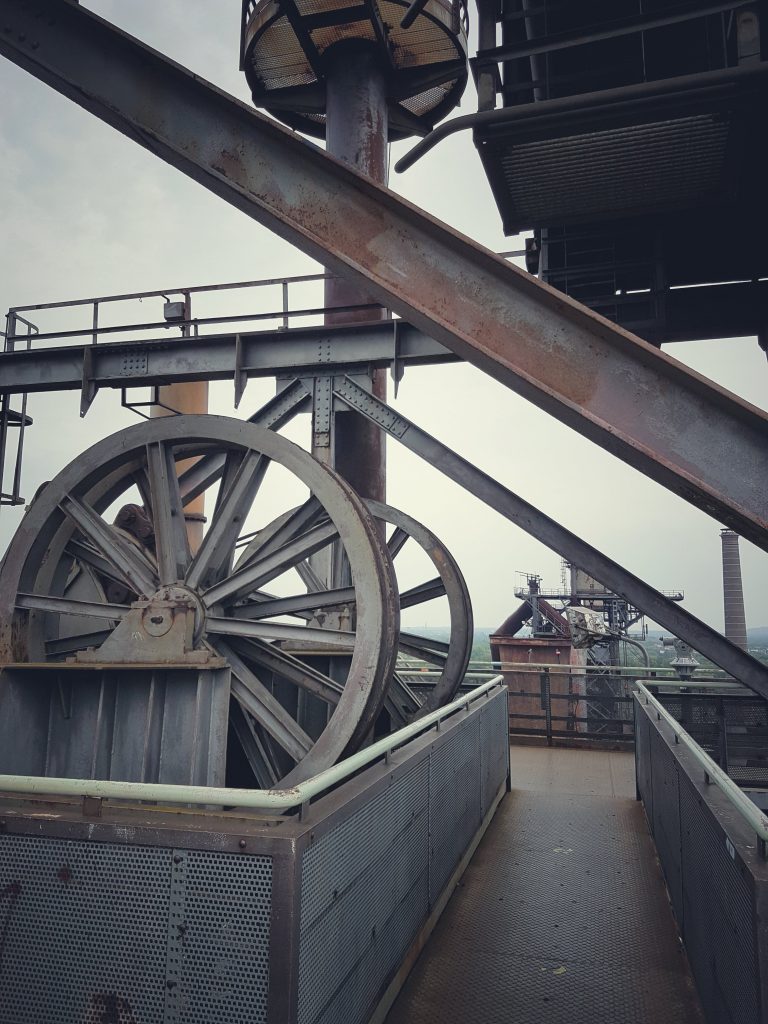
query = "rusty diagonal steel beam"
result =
(332, 376, 768, 699)
(1, 1, 767, 552)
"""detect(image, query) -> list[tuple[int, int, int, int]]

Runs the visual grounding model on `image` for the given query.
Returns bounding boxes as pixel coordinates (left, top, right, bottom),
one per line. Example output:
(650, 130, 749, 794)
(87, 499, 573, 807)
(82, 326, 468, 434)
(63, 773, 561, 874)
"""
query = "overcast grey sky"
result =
(0, 1, 765, 633)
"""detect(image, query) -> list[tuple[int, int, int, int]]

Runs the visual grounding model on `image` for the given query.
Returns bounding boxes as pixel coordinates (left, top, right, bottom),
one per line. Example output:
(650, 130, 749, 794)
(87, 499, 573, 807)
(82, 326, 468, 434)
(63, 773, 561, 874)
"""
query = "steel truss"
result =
(0, 0, 767, 548)
(0, 2, 765, 710)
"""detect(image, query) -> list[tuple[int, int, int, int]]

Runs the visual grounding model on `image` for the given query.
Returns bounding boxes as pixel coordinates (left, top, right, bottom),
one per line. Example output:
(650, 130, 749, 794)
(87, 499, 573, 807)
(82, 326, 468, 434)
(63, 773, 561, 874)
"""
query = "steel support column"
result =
(324, 42, 389, 504)
(2, 1, 768, 548)
(331, 375, 768, 699)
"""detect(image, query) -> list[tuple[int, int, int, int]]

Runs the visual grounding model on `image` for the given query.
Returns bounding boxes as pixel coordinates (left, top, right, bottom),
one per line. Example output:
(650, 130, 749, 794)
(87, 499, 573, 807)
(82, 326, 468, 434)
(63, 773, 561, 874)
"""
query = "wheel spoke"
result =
(202, 521, 339, 608)
(177, 382, 310, 505)
(44, 629, 113, 657)
(59, 493, 157, 596)
(146, 441, 191, 585)
(59, 491, 159, 598)
(295, 560, 326, 594)
(400, 630, 450, 653)
(398, 632, 449, 667)
(388, 526, 409, 559)
(16, 593, 129, 620)
(229, 700, 279, 788)
(215, 639, 313, 762)
(228, 637, 343, 705)
(232, 587, 356, 621)
(186, 450, 269, 590)
(208, 616, 356, 648)
(389, 671, 421, 716)
(399, 577, 446, 609)
(236, 497, 326, 570)
(131, 468, 153, 519)
(65, 539, 127, 586)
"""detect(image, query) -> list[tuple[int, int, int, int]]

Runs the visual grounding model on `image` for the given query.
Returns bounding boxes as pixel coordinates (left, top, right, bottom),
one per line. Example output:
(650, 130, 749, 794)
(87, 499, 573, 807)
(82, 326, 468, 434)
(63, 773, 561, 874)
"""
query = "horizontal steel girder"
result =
(0, 322, 454, 396)
(332, 376, 768, 700)
(1, 1, 768, 548)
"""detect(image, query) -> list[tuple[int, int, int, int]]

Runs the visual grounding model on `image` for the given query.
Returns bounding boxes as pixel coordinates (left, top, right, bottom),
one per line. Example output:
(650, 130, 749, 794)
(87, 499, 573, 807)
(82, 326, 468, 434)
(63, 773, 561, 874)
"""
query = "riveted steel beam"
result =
(2, 1, 768, 547)
(332, 376, 768, 699)
(0, 323, 454, 397)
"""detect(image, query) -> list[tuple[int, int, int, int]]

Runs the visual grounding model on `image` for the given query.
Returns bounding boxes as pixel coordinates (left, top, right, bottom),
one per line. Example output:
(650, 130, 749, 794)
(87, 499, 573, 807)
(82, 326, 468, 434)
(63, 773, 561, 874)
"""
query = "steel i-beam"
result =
(331, 375, 768, 700)
(1, 0, 768, 549)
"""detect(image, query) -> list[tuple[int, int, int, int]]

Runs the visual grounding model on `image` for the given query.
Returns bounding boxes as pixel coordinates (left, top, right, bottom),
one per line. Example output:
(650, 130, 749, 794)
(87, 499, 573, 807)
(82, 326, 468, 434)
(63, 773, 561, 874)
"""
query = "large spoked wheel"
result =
(367, 500, 473, 724)
(0, 415, 399, 786)
(234, 498, 474, 728)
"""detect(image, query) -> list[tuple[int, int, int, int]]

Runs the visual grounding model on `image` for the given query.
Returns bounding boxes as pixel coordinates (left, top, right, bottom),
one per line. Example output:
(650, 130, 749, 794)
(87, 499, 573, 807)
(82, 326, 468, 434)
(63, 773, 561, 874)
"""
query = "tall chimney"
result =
(720, 529, 748, 649)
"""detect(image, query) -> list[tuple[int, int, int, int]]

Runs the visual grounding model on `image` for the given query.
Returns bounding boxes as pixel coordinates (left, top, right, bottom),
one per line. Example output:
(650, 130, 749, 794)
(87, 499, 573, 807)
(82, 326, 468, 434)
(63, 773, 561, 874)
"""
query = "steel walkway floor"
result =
(385, 745, 704, 1024)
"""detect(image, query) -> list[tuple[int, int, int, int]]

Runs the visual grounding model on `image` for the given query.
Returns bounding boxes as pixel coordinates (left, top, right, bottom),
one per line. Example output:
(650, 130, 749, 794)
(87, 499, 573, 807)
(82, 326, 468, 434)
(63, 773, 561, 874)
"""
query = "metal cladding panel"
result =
(678, 774, 759, 1024)
(649, 727, 683, 925)
(636, 708, 654, 826)
(497, 114, 729, 229)
(296, 690, 508, 1024)
(0, 835, 272, 1024)
(165, 849, 272, 1024)
(297, 759, 430, 1024)
(636, 699, 764, 1024)
(480, 689, 509, 817)
(0, 835, 171, 1023)
(429, 714, 482, 905)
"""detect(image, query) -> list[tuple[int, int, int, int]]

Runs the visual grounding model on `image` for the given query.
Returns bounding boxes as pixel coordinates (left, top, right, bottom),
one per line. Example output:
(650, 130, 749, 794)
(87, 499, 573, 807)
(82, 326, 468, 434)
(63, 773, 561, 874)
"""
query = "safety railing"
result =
(0, 313, 37, 506)
(0, 676, 504, 817)
(3, 271, 389, 353)
(635, 681, 768, 857)
(398, 661, 744, 746)
(474, 0, 757, 100)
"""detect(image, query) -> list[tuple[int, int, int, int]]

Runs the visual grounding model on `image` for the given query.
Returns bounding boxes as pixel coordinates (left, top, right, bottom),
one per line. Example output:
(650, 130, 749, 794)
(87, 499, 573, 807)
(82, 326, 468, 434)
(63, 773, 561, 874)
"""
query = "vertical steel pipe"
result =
(152, 293, 208, 551)
(323, 42, 388, 504)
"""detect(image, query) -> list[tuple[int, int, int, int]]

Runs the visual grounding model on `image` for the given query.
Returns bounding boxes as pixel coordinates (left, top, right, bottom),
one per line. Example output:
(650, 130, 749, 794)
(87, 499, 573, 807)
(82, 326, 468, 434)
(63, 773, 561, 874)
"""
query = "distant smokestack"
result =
(720, 530, 748, 650)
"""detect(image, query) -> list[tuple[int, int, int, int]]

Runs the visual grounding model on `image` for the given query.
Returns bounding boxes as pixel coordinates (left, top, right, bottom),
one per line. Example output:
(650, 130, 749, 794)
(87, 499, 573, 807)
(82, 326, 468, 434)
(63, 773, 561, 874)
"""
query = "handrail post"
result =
(281, 280, 289, 330)
(543, 668, 552, 746)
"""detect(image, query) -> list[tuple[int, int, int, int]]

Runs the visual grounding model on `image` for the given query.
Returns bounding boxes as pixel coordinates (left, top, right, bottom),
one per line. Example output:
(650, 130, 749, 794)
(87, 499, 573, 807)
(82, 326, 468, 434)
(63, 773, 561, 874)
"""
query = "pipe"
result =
(151, 292, 208, 551)
(623, 635, 650, 668)
(0, 678, 503, 811)
(395, 62, 768, 172)
(323, 41, 389, 504)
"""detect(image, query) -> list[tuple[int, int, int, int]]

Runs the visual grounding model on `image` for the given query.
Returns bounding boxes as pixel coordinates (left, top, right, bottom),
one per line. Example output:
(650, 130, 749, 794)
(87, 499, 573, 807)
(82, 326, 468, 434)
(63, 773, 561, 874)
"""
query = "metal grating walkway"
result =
(385, 745, 704, 1024)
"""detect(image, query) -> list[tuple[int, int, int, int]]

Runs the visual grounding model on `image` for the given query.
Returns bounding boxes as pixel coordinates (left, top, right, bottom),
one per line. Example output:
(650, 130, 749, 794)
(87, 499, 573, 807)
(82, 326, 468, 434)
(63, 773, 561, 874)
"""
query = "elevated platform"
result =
(386, 744, 704, 1023)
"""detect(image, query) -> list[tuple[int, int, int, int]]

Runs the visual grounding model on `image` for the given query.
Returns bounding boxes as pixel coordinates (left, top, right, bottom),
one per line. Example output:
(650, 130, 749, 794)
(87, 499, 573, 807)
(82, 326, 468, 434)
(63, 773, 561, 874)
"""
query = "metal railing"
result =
(475, 0, 755, 86)
(635, 681, 768, 857)
(3, 272, 389, 353)
(399, 662, 746, 746)
(0, 677, 504, 816)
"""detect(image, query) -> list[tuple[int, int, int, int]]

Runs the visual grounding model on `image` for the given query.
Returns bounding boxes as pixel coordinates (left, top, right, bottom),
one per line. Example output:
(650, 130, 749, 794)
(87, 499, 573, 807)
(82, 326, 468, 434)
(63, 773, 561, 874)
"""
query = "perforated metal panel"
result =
(165, 850, 272, 1024)
(636, 698, 762, 1024)
(429, 714, 481, 905)
(298, 759, 430, 1024)
(0, 836, 272, 1024)
(679, 774, 759, 1024)
(650, 728, 683, 924)
(0, 835, 171, 1024)
(480, 689, 509, 818)
(297, 689, 509, 1024)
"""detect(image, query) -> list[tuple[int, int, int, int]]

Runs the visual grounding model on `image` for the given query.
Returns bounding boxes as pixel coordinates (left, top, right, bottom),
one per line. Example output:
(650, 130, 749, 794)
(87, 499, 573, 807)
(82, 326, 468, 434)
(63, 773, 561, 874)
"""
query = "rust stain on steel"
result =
(57, 865, 73, 884)
(84, 992, 137, 1024)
